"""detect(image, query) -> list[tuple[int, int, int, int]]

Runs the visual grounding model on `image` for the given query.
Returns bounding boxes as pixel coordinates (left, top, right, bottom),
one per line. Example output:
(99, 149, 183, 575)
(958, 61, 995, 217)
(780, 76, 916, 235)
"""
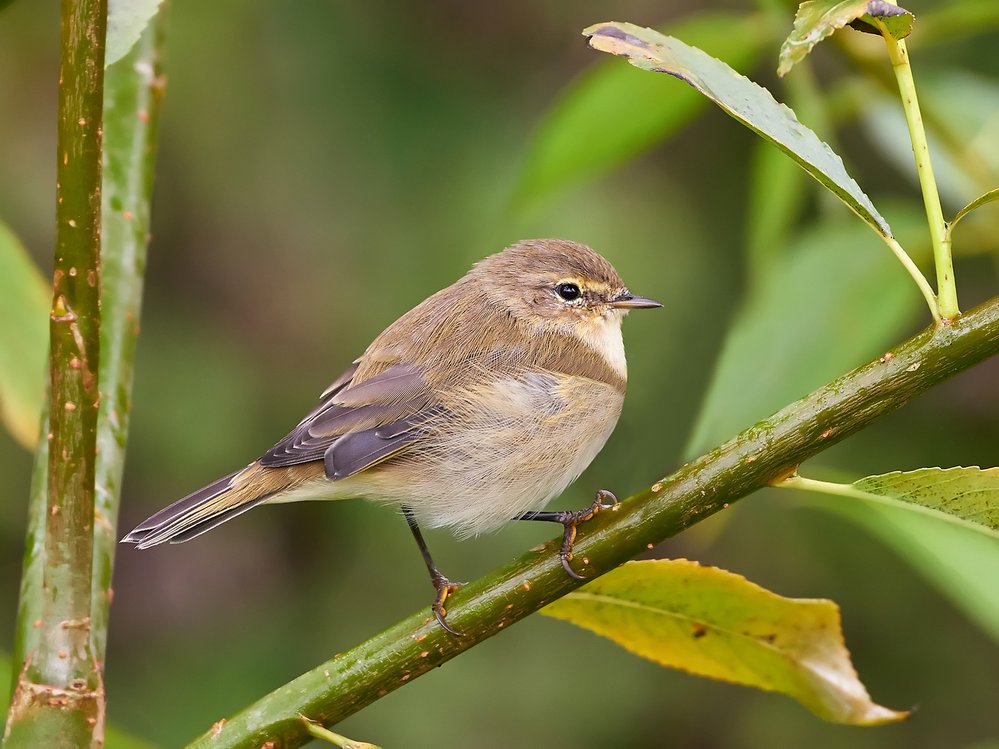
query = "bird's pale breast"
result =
(334, 371, 624, 537)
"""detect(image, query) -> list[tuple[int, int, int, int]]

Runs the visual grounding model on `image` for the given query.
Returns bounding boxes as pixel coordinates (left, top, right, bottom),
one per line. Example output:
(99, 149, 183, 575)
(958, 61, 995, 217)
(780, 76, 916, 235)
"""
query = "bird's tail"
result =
(121, 463, 303, 549)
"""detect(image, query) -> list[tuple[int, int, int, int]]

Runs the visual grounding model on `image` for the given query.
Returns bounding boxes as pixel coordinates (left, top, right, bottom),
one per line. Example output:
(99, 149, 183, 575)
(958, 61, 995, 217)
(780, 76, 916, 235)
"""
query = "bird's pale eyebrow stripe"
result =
(552, 277, 614, 293)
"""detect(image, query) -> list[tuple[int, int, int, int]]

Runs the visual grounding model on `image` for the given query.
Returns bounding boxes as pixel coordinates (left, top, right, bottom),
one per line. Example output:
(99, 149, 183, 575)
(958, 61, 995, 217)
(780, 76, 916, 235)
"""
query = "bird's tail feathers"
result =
(122, 468, 267, 549)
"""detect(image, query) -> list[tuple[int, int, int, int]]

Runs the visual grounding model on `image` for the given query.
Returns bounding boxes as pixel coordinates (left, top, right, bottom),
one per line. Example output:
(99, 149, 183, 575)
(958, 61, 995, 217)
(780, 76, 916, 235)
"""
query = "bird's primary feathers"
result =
(124, 239, 647, 547)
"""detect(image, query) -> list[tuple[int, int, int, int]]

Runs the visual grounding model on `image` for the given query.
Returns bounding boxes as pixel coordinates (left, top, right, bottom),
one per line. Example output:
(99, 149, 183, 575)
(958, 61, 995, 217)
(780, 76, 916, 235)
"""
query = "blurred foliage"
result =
(685, 214, 925, 457)
(517, 11, 768, 206)
(855, 66, 999, 224)
(1, 1, 997, 747)
(818, 477, 999, 642)
(0, 221, 47, 449)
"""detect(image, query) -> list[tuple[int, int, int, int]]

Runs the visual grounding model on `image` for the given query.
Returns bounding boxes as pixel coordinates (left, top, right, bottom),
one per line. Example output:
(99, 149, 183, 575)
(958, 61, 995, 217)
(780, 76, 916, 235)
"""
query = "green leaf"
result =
(853, 467, 999, 536)
(779, 1, 913, 77)
(542, 559, 907, 725)
(0, 222, 49, 449)
(948, 188, 999, 238)
(517, 13, 765, 207)
(584, 22, 892, 239)
(814, 499, 999, 643)
(106, 0, 164, 67)
(685, 219, 920, 457)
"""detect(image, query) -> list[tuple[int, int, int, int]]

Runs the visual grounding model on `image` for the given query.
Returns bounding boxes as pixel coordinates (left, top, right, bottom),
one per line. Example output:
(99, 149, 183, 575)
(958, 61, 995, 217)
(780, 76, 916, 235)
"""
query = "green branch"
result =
(187, 295, 999, 749)
(3, 0, 107, 746)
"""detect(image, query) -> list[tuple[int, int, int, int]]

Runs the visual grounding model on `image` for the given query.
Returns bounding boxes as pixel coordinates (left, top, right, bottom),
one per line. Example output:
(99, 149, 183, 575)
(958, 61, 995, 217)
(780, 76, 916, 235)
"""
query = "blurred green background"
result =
(2, 1, 999, 747)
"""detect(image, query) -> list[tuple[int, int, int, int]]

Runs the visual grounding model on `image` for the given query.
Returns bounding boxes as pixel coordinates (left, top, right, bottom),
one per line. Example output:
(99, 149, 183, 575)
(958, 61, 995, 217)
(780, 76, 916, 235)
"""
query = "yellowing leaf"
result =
(583, 22, 892, 239)
(853, 467, 999, 536)
(779, 1, 914, 77)
(542, 559, 907, 725)
(0, 222, 49, 448)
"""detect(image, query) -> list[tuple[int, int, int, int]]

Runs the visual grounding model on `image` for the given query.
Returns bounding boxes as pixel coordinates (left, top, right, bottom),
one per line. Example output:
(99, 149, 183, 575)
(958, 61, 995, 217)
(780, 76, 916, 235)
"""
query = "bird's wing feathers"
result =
(325, 404, 447, 479)
(331, 362, 428, 407)
(258, 362, 441, 476)
(319, 362, 360, 398)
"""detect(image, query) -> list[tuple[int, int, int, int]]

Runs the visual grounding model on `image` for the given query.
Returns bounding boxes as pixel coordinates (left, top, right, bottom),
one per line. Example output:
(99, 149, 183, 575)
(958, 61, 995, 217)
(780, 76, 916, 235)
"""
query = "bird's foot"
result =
(556, 489, 619, 579)
(430, 572, 465, 637)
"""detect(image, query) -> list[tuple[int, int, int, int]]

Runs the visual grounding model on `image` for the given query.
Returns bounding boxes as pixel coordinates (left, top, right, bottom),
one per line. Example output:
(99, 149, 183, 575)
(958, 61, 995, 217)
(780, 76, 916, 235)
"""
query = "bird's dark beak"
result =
(611, 293, 663, 309)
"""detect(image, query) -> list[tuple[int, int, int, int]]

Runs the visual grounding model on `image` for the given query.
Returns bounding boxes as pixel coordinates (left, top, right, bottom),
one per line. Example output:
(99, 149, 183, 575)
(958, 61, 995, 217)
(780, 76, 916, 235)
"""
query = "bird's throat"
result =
(577, 313, 628, 379)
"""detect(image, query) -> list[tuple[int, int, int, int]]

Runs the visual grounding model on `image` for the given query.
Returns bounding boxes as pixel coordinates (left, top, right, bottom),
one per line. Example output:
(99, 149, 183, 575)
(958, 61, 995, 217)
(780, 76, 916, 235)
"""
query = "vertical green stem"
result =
(38, 0, 105, 706)
(878, 24, 958, 319)
(92, 15, 166, 665)
(2, 0, 107, 746)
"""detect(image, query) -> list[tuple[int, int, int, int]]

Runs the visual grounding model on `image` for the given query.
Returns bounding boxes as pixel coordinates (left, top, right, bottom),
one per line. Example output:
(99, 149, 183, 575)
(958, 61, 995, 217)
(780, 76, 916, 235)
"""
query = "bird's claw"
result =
(558, 489, 619, 580)
(595, 488, 620, 512)
(431, 573, 465, 637)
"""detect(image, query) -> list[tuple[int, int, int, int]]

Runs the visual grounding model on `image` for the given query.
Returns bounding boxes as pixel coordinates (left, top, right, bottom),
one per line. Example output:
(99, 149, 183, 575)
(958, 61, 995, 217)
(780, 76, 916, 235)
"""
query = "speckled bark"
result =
(3, 1, 107, 746)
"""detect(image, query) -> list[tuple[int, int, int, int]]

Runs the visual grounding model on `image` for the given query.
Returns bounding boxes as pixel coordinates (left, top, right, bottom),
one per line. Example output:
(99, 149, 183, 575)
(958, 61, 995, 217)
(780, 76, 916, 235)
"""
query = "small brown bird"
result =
(123, 239, 661, 633)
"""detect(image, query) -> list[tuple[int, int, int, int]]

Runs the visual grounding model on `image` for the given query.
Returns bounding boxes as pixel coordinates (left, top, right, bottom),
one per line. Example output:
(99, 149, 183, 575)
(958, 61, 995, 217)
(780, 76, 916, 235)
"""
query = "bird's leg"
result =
(518, 489, 619, 580)
(403, 506, 464, 636)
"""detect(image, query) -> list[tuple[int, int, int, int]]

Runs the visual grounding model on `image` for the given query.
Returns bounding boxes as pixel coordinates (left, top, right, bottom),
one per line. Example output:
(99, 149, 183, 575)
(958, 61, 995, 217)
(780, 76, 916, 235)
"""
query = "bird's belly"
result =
(345, 373, 624, 537)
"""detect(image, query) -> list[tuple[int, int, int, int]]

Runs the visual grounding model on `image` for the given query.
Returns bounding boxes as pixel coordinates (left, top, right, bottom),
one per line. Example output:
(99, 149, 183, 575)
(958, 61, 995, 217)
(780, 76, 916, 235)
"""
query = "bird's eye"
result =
(555, 282, 581, 301)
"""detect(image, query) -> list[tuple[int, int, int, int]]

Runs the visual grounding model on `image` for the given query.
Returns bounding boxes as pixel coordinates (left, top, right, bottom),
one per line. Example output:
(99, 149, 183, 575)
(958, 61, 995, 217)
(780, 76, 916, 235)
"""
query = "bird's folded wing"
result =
(258, 362, 441, 479)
